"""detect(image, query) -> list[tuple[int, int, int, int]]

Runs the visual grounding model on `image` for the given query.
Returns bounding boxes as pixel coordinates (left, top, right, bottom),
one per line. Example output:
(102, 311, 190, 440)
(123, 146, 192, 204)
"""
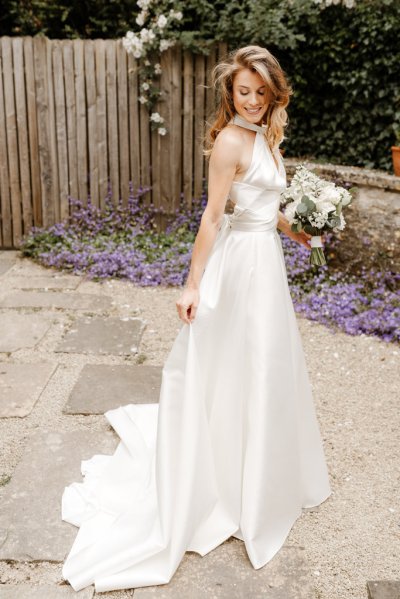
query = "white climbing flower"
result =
(140, 28, 155, 43)
(138, 95, 148, 104)
(157, 14, 168, 29)
(150, 112, 164, 123)
(159, 38, 175, 52)
(122, 33, 144, 59)
(154, 63, 162, 75)
(158, 127, 167, 136)
(141, 82, 150, 91)
(169, 9, 183, 20)
(135, 12, 146, 27)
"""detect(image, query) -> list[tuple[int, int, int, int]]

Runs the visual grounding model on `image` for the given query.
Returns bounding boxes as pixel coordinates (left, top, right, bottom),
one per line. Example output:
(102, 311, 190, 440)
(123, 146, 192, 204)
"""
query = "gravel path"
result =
(0, 251, 399, 598)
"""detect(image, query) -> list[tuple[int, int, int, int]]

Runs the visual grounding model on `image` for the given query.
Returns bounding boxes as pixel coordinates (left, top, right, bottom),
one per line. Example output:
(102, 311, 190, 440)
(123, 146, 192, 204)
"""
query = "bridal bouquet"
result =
(280, 165, 355, 266)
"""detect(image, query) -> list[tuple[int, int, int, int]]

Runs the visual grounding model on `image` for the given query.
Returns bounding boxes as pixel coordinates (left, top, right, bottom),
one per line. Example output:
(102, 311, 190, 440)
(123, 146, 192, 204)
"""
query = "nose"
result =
(248, 92, 259, 106)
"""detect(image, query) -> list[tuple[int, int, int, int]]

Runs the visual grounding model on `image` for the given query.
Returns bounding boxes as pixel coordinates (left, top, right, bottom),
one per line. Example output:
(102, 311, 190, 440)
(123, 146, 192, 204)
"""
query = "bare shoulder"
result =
(211, 125, 245, 165)
(214, 125, 246, 150)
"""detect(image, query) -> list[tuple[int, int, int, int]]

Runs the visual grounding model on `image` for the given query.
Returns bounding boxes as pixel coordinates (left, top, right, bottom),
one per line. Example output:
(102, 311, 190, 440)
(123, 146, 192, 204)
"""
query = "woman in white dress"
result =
(61, 45, 332, 593)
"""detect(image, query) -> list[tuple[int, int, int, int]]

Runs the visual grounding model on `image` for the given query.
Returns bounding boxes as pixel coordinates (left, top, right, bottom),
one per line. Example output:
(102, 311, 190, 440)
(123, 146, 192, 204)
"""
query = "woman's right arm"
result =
(176, 129, 242, 324)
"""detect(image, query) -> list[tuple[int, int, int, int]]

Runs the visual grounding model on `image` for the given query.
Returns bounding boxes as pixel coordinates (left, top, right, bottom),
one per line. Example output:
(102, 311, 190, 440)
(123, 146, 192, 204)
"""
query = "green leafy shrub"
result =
(1, 0, 399, 171)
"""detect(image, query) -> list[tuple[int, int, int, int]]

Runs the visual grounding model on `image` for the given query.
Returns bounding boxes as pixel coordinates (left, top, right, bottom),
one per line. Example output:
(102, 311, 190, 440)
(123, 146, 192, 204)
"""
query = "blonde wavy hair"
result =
(204, 45, 293, 157)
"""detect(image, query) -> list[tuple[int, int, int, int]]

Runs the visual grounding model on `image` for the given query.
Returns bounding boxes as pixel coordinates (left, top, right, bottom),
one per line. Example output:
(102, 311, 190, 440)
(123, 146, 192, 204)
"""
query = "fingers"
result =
(176, 303, 190, 324)
(188, 305, 197, 323)
(176, 300, 197, 324)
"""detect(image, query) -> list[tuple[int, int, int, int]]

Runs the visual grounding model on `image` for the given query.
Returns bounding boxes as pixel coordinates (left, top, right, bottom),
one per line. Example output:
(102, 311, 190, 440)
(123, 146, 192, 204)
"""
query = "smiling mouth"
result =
(245, 107, 262, 114)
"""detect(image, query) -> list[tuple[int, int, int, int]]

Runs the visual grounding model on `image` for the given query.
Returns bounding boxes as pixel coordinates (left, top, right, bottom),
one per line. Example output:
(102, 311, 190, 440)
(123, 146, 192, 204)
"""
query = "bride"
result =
(61, 45, 332, 593)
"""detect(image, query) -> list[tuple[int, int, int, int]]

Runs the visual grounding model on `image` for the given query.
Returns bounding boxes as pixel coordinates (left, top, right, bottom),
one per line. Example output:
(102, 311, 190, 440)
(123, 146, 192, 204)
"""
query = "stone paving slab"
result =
(0, 585, 94, 598)
(135, 543, 312, 599)
(0, 291, 111, 311)
(56, 317, 146, 356)
(64, 364, 161, 414)
(7, 261, 66, 277)
(0, 313, 53, 352)
(0, 362, 57, 417)
(0, 429, 118, 561)
(0, 261, 14, 276)
(0, 251, 19, 261)
(367, 580, 400, 599)
(7, 275, 81, 290)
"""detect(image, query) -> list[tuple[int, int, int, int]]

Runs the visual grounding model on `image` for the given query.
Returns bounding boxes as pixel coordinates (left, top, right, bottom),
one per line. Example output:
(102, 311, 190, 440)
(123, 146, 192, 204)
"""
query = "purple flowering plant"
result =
(20, 184, 399, 345)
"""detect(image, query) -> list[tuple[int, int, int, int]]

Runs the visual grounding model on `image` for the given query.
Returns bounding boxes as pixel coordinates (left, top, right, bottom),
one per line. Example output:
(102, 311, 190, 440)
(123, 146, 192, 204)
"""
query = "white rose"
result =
(160, 39, 175, 52)
(318, 185, 341, 206)
(284, 202, 298, 223)
(135, 12, 146, 26)
(140, 28, 150, 42)
(157, 15, 168, 29)
(138, 95, 147, 104)
(315, 199, 336, 213)
(158, 127, 167, 136)
(150, 112, 164, 123)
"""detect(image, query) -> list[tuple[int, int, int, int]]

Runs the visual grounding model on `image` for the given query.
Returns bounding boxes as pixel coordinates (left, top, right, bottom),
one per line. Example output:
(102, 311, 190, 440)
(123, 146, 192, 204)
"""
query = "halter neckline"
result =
(232, 113, 266, 135)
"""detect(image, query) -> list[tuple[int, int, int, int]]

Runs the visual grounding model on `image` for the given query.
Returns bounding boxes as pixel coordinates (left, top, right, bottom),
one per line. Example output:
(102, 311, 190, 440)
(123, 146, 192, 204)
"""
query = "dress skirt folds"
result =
(61, 124, 332, 593)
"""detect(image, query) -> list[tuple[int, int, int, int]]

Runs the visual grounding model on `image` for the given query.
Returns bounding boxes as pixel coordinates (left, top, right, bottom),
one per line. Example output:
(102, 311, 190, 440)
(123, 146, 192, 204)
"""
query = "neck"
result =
(232, 113, 266, 135)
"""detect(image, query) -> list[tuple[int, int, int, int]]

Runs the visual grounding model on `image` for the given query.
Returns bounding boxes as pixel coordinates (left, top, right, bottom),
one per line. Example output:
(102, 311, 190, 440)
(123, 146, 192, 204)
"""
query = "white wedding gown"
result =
(61, 117, 332, 593)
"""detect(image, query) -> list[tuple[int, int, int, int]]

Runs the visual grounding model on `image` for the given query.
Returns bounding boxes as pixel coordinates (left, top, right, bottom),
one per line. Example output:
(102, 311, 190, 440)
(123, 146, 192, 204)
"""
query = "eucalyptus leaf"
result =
(296, 203, 308, 215)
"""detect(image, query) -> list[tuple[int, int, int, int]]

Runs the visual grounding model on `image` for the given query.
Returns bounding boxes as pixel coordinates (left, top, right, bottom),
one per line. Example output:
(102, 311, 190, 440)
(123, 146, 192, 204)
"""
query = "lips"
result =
(245, 107, 262, 115)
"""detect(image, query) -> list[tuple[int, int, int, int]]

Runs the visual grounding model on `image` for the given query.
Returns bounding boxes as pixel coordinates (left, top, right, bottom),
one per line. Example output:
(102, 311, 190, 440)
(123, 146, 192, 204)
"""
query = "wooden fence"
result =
(0, 37, 228, 248)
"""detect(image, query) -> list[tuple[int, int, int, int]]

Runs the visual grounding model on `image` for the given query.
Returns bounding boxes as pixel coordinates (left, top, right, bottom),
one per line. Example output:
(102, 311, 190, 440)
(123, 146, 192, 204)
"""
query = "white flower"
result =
(284, 201, 298, 224)
(340, 189, 352, 206)
(137, 0, 151, 8)
(150, 112, 164, 123)
(169, 9, 183, 20)
(157, 14, 168, 29)
(158, 127, 167, 136)
(160, 39, 175, 52)
(338, 212, 346, 230)
(139, 95, 147, 104)
(135, 12, 146, 26)
(309, 210, 329, 229)
(141, 82, 150, 91)
(318, 184, 341, 206)
(154, 62, 162, 75)
(140, 27, 155, 43)
(123, 33, 144, 58)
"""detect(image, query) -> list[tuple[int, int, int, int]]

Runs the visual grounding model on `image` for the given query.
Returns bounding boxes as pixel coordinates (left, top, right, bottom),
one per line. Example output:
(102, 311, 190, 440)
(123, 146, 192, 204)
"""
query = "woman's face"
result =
(232, 68, 269, 125)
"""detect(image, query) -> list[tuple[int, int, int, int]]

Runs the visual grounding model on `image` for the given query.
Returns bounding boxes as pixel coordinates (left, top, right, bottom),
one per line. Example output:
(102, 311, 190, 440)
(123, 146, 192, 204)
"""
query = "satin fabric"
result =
(61, 127, 332, 593)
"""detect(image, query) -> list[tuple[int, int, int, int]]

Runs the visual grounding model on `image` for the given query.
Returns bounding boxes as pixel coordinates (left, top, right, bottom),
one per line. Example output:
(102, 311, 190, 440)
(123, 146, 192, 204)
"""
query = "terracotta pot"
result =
(392, 145, 400, 176)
